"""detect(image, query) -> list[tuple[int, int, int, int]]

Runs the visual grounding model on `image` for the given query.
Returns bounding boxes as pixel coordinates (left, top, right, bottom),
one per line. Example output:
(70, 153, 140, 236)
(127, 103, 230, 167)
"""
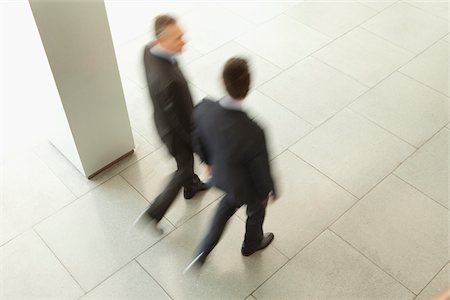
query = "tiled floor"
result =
(1, 1, 448, 299)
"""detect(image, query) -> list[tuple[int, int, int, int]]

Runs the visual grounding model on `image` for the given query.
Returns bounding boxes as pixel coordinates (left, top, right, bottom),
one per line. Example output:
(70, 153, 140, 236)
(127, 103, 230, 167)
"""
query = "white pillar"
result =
(28, 0, 134, 178)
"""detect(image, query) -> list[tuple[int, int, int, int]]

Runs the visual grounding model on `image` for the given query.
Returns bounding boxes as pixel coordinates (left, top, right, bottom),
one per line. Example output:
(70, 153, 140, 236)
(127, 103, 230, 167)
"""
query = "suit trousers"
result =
(197, 193, 266, 259)
(147, 133, 199, 221)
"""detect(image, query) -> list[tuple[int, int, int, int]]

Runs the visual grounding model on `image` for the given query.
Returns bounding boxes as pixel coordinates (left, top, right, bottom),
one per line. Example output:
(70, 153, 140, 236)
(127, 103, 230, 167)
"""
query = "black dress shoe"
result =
(184, 180, 209, 199)
(241, 232, 274, 256)
(183, 252, 206, 274)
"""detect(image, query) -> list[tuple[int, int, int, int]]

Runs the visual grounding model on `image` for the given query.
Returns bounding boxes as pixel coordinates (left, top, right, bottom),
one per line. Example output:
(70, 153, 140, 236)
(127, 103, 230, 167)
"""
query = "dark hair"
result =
(154, 14, 176, 38)
(222, 57, 251, 99)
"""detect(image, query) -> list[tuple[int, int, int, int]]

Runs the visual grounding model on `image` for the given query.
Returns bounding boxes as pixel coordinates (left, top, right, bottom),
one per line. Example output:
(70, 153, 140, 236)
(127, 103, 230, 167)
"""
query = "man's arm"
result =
(247, 128, 277, 201)
(159, 80, 191, 144)
(191, 104, 210, 164)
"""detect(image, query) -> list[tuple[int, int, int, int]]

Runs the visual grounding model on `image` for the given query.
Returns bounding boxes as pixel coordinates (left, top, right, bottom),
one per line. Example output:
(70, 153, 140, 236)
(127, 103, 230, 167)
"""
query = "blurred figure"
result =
(135, 14, 208, 228)
(185, 57, 277, 271)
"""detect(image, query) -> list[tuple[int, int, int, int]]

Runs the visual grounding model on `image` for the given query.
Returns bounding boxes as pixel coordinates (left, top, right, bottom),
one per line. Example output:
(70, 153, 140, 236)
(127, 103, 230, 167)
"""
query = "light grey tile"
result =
(400, 40, 449, 96)
(236, 15, 331, 69)
(80, 261, 171, 300)
(35, 176, 174, 291)
(406, 0, 449, 20)
(137, 202, 288, 300)
(185, 41, 281, 99)
(0, 231, 84, 300)
(120, 148, 223, 227)
(286, 1, 378, 38)
(219, 2, 297, 24)
(358, 0, 398, 11)
(332, 175, 448, 294)
(0, 150, 75, 245)
(395, 128, 449, 208)
(238, 151, 357, 258)
(361, 2, 449, 53)
(259, 57, 368, 126)
(179, 5, 253, 54)
(350, 72, 449, 147)
(33, 130, 155, 198)
(416, 264, 450, 300)
(290, 109, 415, 198)
(253, 230, 414, 299)
(244, 91, 313, 158)
(313, 28, 414, 86)
(245, 295, 257, 300)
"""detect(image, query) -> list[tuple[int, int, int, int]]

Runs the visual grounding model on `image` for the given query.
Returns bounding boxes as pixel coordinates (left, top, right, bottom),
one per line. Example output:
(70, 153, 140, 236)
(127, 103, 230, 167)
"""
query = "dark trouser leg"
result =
(147, 136, 195, 221)
(243, 200, 266, 249)
(196, 195, 238, 259)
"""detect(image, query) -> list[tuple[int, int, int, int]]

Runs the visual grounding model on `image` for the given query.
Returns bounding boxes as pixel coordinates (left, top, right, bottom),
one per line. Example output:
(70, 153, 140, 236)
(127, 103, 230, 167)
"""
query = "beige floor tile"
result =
(400, 40, 449, 96)
(253, 230, 414, 299)
(314, 28, 414, 86)
(236, 15, 331, 69)
(35, 176, 174, 291)
(258, 57, 368, 126)
(290, 109, 414, 198)
(0, 231, 84, 300)
(394, 128, 449, 208)
(332, 175, 448, 293)
(350, 72, 448, 147)
(361, 2, 449, 53)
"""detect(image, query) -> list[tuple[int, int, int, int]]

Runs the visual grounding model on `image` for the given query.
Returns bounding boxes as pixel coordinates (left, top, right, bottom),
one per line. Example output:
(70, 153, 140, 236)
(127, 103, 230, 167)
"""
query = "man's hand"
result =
(205, 164, 213, 178)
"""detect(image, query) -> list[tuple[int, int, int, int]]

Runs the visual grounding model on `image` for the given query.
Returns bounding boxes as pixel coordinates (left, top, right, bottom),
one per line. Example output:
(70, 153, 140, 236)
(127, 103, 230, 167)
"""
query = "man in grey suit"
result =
(136, 15, 208, 227)
(186, 57, 277, 270)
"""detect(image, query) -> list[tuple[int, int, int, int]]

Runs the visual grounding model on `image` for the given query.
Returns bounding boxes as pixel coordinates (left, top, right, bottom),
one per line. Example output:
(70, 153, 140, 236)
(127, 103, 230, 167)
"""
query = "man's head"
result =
(222, 57, 251, 100)
(154, 14, 185, 53)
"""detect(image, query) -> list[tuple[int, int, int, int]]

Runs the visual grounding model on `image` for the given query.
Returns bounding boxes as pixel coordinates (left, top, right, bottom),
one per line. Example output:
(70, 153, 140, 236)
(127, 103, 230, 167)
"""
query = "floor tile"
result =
(33, 130, 155, 198)
(361, 2, 449, 53)
(236, 15, 331, 69)
(286, 1, 378, 38)
(332, 175, 448, 294)
(416, 264, 450, 300)
(350, 72, 449, 147)
(400, 40, 449, 96)
(244, 91, 313, 158)
(394, 128, 449, 208)
(0, 150, 75, 245)
(359, 0, 398, 11)
(406, 0, 449, 20)
(179, 4, 253, 54)
(137, 202, 288, 300)
(34, 176, 174, 291)
(258, 57, 368, 126)
(0, 231, 84, 300)
(185, 41, 281, 99)
(237, 151, 357, 258)
(290, 109, 415, 198)
(80, 261, 171, 300)
(313, 28, 414, 86)
(219, 2, 296, 24)
(120, 148, 223, 227)
(253, 230, 414, 299)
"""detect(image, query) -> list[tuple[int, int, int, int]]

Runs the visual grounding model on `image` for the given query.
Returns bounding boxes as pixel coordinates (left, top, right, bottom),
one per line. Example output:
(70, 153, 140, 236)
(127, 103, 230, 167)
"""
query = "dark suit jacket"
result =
(144, 43, 193, 145)
(192, 99, 275, 204)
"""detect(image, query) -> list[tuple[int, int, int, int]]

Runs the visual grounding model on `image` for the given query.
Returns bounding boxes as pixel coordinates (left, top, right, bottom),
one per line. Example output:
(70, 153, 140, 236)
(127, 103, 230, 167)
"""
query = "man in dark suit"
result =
(135, 15, 208, 227)
(185, 57, 277, 270)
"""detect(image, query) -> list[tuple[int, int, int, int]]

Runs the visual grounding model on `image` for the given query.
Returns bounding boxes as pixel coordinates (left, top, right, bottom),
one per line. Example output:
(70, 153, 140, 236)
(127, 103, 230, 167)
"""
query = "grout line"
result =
(393, 174, 449, 211)
(398, 71, 450, 99)
(413, 261, 448, 299)
(135, 259, 175, 300)
(33, 228, 87, 294)
(328, 228, 418, 296)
